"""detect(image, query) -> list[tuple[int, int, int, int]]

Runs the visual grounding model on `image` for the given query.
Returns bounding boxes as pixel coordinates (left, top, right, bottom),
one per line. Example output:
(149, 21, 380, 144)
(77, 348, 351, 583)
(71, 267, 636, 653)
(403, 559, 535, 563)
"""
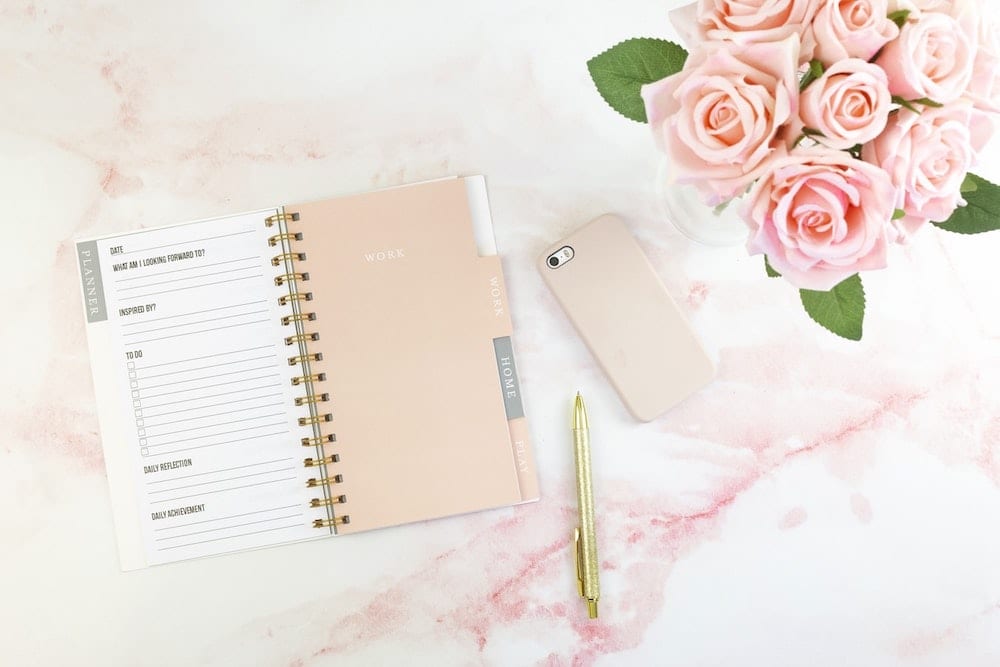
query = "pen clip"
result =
(574, 527, 584, 597)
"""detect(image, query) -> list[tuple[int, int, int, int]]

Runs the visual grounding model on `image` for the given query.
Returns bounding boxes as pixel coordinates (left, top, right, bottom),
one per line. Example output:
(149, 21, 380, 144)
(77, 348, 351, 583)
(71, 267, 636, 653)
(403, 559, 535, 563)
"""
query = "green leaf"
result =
(892, 208, 906, 220)
(912, 97, 942, 108)
(587, 38, 688, 123)
(799, 274, 865, 341)
(764, 256, 781, 278)
(933, 173, 1000, 234)
(802, 127, 825, 137)
(888, 9, 911, 27)
(892, 95, 921, 114)
(799, 59, 825, 91)
(960, 173, 978, 194)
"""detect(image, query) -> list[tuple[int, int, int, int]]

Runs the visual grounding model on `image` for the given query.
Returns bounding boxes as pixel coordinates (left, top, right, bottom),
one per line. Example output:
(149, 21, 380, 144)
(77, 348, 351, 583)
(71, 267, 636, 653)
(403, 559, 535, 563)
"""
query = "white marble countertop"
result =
(3, 1, 1000, 665)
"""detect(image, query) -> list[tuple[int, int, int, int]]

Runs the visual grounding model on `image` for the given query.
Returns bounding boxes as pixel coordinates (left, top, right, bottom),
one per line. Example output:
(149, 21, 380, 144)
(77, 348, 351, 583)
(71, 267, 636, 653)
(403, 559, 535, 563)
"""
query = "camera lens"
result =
(548, 256, 559, 267)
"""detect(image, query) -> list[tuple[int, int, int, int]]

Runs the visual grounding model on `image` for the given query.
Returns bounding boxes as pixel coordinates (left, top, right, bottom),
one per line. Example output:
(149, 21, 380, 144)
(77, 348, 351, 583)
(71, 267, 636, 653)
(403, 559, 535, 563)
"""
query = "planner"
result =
(76, 176, 539, 570)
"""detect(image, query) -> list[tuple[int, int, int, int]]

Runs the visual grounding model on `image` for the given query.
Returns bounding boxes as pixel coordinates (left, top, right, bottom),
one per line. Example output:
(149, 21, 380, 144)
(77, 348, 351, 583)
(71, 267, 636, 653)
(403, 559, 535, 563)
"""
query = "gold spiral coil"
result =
(265, 212, 299, 227)
(285, 332, 319, 345)
(281, 312, 316, 326)
(307, 474, 343, 487)
(272, 252, 305, 267)
(266, 208, 347, 531)
(295, 392, 329, 407)
(311, 495, 347, 508)
(304, 453, 339, 467)
(268, 231, 302, 247)
(313, 516, 350, 528)
(275, 272, 308, 286)
(291, 372, 325, 386)
(279, 292, 313, 306)
(298, 413, 332, 426)
(288, 352, 322, 366)
(301, 434, 336, 447)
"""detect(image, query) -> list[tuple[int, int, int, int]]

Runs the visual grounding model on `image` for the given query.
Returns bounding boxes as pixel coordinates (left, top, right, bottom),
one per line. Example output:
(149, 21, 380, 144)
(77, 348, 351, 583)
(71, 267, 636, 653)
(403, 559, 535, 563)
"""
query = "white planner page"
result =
(77, 210, 328, 568)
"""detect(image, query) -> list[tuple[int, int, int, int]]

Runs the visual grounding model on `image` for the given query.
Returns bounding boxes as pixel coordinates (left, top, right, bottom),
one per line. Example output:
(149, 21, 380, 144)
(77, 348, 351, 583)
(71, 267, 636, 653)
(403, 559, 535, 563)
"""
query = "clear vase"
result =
(655, 157, 749, 247)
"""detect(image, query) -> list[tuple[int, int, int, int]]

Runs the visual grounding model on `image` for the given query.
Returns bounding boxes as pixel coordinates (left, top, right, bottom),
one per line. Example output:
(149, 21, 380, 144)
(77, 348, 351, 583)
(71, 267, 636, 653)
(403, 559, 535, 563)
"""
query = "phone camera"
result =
(546, 246, 575, 270)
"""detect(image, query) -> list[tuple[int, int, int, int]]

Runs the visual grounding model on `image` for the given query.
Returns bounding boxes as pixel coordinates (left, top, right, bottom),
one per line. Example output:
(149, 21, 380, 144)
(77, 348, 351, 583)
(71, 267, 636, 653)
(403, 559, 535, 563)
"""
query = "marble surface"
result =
(3, 1, 1000, 665)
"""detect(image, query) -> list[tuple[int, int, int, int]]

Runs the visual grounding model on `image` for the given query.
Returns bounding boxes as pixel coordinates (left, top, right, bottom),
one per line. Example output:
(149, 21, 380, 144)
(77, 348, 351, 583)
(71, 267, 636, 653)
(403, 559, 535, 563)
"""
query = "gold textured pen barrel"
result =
(573, 392, 600, 619)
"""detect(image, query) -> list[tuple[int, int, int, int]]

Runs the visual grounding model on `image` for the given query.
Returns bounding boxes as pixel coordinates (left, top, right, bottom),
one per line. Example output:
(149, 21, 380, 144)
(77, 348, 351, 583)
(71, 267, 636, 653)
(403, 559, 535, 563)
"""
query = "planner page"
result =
(77, 210, 324, 569)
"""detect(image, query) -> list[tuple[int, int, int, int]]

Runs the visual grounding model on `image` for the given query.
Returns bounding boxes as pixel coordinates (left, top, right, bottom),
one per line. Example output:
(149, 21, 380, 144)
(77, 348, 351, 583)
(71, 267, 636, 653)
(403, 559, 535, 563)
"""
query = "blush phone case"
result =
(538, 214, 715, 421)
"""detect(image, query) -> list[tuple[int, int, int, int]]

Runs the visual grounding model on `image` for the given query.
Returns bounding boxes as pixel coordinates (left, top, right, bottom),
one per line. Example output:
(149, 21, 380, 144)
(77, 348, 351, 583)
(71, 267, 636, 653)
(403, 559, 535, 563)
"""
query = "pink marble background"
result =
(3, 1, 1000, 665)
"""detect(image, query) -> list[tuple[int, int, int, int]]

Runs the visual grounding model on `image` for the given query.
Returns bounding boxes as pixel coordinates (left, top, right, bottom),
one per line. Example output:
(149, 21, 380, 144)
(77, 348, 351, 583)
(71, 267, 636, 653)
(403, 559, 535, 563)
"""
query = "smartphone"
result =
(538, 214, 715, 421)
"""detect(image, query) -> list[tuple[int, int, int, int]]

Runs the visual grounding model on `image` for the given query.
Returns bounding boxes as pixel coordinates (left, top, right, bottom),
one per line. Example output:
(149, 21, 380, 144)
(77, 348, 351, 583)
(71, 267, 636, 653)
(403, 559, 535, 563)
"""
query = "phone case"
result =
(538, 215, 715, 421)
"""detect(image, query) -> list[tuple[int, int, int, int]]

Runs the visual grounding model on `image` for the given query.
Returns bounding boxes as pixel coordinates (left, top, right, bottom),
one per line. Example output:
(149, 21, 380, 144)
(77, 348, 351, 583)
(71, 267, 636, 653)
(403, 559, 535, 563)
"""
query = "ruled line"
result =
(146, 413, 284, 439)
(130, 318, 269, 344)
(143, 401, 286, 429)
(156, 523, 302, 550)
(146, 424, 288, 449)
(155, 514, 303, 541)
(135, 345, 275, 370)
(149, 467, 298, 495)
(122, 275, 263, 300)
(151, 477, 297, 504)
(150, 430, 289, 457)
(139, 384, 282, 410)
(123, 310, 268, 337)
(119, 230, 255, 256)
(153, 504, 300, 530)
(121, 300, 268, 327)
(139, 355, 276, 380)
(115, 258, 261, 283)
(141, 393, 283, 420)
(117, 267, 261, 292)
(146, 458, 294, 485)
(141, 364, 278, 390)
(140, 373, 281, 399)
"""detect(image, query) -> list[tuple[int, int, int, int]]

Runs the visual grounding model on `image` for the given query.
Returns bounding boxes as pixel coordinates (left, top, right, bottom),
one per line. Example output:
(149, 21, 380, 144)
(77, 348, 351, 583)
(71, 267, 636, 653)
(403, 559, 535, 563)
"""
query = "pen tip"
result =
(573, 392, 588, 429)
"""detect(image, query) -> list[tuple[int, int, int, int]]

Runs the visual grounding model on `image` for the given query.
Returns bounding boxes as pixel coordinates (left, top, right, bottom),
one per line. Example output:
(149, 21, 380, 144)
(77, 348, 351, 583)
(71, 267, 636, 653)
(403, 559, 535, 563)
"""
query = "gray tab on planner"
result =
(77, 240, 108, 323)
(493, 336, 524, 420)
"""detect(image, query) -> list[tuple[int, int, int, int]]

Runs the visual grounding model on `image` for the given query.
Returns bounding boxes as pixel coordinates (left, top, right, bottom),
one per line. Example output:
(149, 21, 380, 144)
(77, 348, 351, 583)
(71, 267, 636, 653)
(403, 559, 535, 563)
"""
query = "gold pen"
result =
(572, 392, 600, 619)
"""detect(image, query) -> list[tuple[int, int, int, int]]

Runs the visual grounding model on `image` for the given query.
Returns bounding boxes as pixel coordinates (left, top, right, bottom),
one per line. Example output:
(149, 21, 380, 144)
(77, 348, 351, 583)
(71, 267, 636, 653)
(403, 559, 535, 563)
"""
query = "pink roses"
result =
(643, 0, 996, 290)
(798, 59, 892, 148)
(864, 102, 991, 238)
(876, 12, 974, 104)
(810, 0, 899, 63)
(641, 36, 799, 204)
(746, 148, 894, 290)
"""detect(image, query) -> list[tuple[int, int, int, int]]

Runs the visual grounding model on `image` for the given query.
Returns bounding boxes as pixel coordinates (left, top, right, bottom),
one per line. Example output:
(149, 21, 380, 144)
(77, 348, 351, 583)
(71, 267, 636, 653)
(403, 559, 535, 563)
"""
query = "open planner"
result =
(76, 177, 539, 570)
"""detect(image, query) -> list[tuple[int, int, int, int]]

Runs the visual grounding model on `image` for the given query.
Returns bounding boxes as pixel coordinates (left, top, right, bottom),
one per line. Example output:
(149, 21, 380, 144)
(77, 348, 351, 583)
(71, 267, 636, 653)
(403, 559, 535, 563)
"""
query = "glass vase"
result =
(655, 157, 749, 247)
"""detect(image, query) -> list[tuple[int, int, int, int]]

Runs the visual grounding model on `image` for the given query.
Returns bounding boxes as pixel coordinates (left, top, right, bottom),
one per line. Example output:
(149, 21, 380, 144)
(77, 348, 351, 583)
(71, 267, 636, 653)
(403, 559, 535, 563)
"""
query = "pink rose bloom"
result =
(641, 36, 800, 205)
(809, 0, 900, 64)
(891, 0, 1000, 110)
(876, 11, 974, 104)
(797, 59, 892, 149)
(744, 148, 895, 290)
(957, 1, 1000, 112)
(670, 0, 819, 62)
(862, 102, 992, 240)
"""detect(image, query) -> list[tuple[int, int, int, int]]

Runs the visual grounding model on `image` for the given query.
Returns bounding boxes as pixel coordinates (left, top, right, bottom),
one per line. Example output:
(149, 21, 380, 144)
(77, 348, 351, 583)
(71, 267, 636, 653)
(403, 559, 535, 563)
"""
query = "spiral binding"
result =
(267, 208, 348, 531)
